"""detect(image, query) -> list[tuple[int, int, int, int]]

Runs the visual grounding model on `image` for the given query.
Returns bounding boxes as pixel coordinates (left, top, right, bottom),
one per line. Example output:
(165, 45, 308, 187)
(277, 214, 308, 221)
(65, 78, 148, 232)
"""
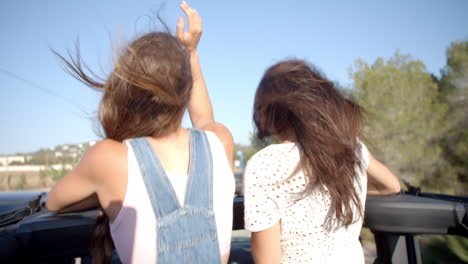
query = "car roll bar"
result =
(0, 190, 466, 264)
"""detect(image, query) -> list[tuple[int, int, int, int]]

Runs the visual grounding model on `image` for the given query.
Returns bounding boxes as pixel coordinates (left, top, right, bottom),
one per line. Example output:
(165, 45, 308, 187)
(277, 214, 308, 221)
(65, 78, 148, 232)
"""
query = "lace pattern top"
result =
(244, 142, 369, 264)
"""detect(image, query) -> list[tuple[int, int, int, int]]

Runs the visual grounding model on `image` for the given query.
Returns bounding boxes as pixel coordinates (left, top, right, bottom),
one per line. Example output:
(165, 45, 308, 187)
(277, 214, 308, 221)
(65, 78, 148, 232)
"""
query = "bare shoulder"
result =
(200, 122, 233, 152)
(81, 139, 127, 181)
(85, 139, 126, 163)
(88, 139, 126, 154)
(201, 122, 233, 145)
(199, 122, 234, 169)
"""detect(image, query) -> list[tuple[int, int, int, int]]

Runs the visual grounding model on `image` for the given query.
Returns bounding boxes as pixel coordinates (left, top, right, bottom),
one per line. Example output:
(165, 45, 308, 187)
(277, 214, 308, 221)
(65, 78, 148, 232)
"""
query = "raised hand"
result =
(176, 1, 202, 53)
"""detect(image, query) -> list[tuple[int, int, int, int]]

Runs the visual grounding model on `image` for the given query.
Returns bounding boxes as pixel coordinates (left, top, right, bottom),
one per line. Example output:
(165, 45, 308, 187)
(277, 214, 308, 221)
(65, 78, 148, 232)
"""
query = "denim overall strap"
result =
(128, 131, 221, 263)
(184, 129, 213, 210)
(128, 137, 181, 218)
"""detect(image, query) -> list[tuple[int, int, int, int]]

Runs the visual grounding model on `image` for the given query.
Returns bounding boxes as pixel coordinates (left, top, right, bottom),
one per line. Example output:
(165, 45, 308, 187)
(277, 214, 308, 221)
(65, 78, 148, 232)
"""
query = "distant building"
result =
(1, 140, 97, 167)
(0, 155, 25, 166)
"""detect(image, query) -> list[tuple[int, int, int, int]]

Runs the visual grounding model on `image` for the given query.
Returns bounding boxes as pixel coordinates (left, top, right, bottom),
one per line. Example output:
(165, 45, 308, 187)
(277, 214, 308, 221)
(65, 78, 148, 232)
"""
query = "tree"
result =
(438, 41, 468, 194)
(350, 51, 449, 189)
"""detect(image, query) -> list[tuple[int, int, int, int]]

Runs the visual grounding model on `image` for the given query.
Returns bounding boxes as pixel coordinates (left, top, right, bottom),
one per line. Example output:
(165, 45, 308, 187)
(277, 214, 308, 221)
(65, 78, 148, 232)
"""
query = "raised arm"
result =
(367, 151, 401, 195)
(176, 2, 212, 127)
(176, 1, 233, 169)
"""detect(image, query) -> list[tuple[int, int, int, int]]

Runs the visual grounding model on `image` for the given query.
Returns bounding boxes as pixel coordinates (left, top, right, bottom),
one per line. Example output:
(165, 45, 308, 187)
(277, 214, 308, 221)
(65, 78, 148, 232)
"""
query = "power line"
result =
(0, 67, 92, 117)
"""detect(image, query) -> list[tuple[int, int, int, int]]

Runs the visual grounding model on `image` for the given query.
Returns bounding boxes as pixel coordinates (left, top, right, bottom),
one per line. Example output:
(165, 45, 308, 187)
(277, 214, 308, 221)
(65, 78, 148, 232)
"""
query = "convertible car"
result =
(0, 187, 466, 264)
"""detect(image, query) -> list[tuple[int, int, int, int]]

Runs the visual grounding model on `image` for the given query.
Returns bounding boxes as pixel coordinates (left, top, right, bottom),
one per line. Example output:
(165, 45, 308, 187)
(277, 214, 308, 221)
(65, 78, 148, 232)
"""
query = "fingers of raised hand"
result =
(180, 1, 202, 34)
(176, 17, 185, 39)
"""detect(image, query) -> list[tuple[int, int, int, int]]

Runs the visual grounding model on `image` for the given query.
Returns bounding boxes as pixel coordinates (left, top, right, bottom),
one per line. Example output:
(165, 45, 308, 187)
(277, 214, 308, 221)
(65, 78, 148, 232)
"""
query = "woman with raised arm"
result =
(46, 2, 235, 263)
(243, 60, 401, 264)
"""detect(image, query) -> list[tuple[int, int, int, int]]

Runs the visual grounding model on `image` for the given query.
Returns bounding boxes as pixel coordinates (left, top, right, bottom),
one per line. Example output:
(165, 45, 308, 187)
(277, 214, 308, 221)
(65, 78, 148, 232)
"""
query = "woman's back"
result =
(110, 130, 234, 263)
(244, 142, 369, 263)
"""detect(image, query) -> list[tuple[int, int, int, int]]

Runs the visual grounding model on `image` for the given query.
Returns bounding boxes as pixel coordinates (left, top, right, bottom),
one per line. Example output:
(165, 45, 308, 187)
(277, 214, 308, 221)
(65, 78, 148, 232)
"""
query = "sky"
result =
(0, 0, 467, 155)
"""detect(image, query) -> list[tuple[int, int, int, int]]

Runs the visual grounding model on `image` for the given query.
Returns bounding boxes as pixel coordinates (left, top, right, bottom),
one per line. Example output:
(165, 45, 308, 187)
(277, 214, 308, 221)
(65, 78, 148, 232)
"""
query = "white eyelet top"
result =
(244, 142, 369, 264)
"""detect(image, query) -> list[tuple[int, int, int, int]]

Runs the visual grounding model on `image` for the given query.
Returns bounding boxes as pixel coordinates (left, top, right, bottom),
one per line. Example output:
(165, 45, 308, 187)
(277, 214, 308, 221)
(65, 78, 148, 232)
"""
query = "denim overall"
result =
(128, 129, 221, 264)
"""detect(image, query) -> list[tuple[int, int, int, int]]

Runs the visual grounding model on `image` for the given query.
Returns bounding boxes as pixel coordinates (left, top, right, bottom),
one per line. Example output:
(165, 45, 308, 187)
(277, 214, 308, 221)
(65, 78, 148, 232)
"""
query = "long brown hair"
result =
(253, 59, 364, 226)
(54, 32, 192, 263)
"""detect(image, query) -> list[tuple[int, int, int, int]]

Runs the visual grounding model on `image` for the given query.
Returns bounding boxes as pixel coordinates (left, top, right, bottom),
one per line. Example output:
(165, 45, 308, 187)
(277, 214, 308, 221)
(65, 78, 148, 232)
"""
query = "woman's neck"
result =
(151, 126, 188, 143)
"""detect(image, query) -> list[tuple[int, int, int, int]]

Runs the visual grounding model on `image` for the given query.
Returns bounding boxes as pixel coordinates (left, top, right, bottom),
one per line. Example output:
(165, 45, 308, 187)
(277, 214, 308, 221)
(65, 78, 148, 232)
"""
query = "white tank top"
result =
(110, 131, 235, 264)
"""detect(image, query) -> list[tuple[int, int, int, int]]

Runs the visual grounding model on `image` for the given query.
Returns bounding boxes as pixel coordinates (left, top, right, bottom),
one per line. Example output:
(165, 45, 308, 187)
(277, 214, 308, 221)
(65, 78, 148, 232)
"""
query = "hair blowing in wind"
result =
(253, 59, 364, 226)
(54, 32, 193, 263)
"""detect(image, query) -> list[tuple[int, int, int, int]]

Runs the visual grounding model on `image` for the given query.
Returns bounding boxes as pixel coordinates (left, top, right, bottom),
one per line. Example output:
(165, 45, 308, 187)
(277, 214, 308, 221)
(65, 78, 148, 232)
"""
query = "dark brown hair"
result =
(55, 32, 192, 263)
(253, 59, 364, 226)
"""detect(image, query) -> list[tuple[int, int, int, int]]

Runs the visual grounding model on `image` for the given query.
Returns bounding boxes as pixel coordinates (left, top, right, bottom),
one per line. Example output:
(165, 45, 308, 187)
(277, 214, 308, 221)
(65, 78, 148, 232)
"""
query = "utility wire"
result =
(0, 67, 91, 117)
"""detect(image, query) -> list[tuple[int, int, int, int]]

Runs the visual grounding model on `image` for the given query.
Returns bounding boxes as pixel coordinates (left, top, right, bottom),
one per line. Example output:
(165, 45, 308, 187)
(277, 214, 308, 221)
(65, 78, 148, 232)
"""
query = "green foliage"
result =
(234, 144, 257, 165)
(447, 236, 468, 262)
(438, 41, 468, 195)
(39, 169, 47, 180)
(350, 51, 449, 188)
(50, 166, 70, 181)
(421, 235, 467, 264)
(38, 165, 70, 182)
(249, 134, 279, 149)
(235, 134, 280, 164)
(17, 174, 27, 190)
(39, 169, 49, 186)
(6, 174, 11, 190)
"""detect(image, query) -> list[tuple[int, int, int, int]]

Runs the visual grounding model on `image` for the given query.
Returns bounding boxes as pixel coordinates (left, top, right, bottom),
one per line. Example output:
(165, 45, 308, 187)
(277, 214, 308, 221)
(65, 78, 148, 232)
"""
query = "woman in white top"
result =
(47, 2, 234, 263)
(244, 60, 401, 264)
